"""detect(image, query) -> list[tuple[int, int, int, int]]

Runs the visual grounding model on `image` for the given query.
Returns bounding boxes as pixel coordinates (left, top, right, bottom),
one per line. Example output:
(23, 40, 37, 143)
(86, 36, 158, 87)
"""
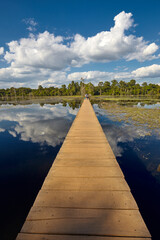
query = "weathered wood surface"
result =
(17, 234, 151, 240)
(16, 99, 151, 239)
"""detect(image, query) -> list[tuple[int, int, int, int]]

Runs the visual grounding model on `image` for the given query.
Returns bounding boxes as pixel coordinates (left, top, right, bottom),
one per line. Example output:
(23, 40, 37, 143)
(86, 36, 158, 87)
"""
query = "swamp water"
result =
(0, 100, 159, 240)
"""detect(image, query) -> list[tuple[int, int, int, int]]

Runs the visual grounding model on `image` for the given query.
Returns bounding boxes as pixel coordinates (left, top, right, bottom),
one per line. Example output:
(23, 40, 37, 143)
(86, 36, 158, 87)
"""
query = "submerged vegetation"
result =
(0, 79, 160, 100)
(100, 101, 160, 133)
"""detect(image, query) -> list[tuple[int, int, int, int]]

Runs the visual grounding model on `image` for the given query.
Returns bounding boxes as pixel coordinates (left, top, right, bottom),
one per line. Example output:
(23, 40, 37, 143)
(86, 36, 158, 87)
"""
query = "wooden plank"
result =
(21, 208, 151, 237)
(42, 177, 130, 191)
(66, 132, 107, 137)
(31, 190, 138, 209)
(66, 136, 107, 139)
(55, 154, 116, 160)
(64, 140, 109, 144)
(61, 143, 110, 148)
(27, 208, 141, 220)
(59, 148, 114, 154)
(47, 166, 124, 178)
(69, 130, 103, 133)
(58, 151, 115, 159)
(54, 159, 119, 167)
(17, 233, 151, 240)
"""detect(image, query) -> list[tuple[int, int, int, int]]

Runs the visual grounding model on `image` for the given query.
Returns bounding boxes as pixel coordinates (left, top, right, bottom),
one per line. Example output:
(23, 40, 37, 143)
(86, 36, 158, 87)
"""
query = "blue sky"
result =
(0, 0, 160, 88)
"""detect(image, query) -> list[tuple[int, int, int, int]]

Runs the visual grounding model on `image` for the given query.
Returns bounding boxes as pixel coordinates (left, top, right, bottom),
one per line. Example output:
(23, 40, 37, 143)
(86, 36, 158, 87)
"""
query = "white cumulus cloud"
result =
(4, 31, 78, 70)
(4, 11, 159, 70)
(71, 11, 159, 63)
(0, 11, 159, 87)
(132, 64, 160, 78)
(67, 71, 113, 85)
(67, 71, 134, 85)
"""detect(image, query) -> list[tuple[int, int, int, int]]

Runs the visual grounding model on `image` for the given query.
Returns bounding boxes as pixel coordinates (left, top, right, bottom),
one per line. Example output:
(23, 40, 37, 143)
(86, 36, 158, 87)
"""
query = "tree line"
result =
(0, 79, 160, 99)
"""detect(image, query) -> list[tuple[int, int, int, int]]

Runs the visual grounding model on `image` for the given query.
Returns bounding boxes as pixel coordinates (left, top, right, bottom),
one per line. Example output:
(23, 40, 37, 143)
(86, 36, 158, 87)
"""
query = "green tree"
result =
(85, 82, 94, 95)
(80, 78, 85, 96)
(111, 80, 119, 95)
(98, 82, 104, 95)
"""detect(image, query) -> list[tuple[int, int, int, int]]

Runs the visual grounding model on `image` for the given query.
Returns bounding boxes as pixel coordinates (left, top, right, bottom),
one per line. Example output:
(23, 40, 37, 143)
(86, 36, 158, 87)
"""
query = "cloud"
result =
(0, 47, 4, 55)
(126, 43, 159, 62)
(40, 71, 68, 87)
(66, 68, 160, 85)
(23, 18, 37, 26)
(104, 123, 153, 157)
(0, 104, 78, 147)
(0, 128, 5, 132)
(132, 64, 160, 78)
(67, 71, 133, 85)
(1, 66, 160, 89)
(71, 11, 159, 63)
(68, 71, 112, 82)
(0, 11, 159, 87)
(4, 11, 159, 69)
(23, 18, 38, 32)
(8, 130, 17, 137)
(67, 68, 160, 85)
(0, 65, 53, 88)
(4, 31, 78, 70)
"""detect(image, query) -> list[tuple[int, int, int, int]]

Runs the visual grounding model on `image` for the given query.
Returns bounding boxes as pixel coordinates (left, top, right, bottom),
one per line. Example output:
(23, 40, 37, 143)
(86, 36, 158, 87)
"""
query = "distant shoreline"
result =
(0, 95, 159, 105)
(0, 96, 82, 105)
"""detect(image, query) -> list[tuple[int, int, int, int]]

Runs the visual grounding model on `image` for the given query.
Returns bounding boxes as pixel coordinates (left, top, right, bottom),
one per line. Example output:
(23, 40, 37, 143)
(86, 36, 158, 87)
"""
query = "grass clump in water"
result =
(100, 102, 160, 132)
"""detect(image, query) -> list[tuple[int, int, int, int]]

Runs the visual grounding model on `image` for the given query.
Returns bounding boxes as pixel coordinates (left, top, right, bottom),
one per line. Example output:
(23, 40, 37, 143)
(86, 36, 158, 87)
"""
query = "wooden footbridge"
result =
(16, 99, 151, 240)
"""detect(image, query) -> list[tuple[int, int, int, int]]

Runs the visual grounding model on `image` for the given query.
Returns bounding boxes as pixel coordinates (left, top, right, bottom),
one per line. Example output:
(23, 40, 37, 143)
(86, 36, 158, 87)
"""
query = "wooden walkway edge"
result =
(16, 99, 151, 240)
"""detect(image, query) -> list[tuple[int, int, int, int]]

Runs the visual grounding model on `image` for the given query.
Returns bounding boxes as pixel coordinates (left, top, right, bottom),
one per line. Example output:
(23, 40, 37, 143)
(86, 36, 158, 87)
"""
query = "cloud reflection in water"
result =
(0, 103, 78, 147)
(94, 104, 160, 182)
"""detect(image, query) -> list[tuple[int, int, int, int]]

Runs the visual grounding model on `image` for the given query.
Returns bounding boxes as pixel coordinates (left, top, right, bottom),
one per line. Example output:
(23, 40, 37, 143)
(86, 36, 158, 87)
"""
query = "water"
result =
(0, 102, 79, 240)
(0, 101, 160, 240)
(136, 102, 160, 109)
(94, 104, 160, 240)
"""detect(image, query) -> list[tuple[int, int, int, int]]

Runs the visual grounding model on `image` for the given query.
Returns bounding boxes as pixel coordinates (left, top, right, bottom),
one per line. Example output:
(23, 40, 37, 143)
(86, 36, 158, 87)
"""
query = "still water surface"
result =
(0, 101, 159, 240)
